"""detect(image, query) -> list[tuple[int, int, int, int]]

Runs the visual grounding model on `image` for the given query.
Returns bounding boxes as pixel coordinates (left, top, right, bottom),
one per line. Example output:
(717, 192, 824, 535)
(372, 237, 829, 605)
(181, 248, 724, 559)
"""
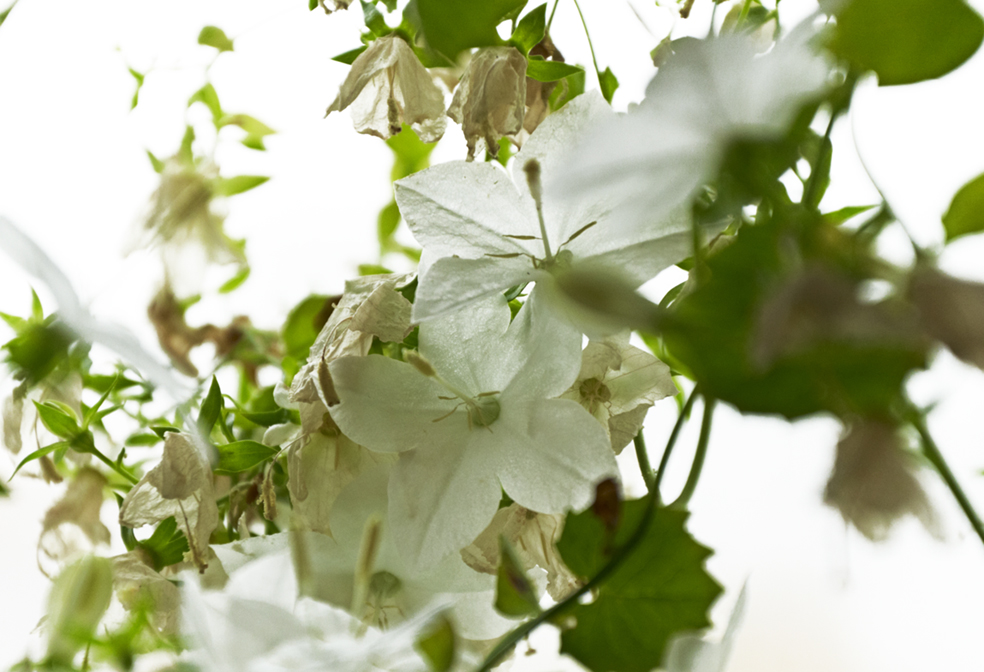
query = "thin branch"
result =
(669, 397, 716, 510)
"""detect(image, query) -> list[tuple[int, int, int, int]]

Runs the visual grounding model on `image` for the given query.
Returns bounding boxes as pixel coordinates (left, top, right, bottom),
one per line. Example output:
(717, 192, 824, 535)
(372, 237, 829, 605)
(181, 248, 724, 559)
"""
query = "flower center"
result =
(467, 394, 501, 428)
(579, 377, 612, 411)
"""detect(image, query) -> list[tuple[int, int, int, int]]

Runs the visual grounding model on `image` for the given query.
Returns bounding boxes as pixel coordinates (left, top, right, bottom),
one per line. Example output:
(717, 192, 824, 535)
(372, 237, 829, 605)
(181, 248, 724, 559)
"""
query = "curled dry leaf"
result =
(823, 419, 938, 541)
(2, 393, 23, 454)
(148, 285, 247, 378)
(119, 432, 219, 572)
(38, 467, 111, 575)
(461, 503, 579, 601)
(112, 551, 181, 634)
(290, 273, 413, 408)
(560, 335, 677, 453)
(448, 47, 528, 160)
(326, 34, 447, 143)
(909, 266, 984, 370)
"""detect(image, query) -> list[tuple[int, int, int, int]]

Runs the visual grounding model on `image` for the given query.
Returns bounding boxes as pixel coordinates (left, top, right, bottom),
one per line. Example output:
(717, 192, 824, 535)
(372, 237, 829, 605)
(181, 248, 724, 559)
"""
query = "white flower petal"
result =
(388, 437, 502, 574)
(329, 354, 465, 453)
(493, 397, 617, 514)
(412, 254, 538, 323)
(395, 161, 539, 259)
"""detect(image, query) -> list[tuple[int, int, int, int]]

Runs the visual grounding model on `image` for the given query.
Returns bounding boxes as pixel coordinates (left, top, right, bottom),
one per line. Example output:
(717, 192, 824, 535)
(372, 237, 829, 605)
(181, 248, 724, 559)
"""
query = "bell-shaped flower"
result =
(552, 25, 831, 234)
(394, 91, 691, 335)
(292, 463, 514, 641)
(326, 34, 447, 143)
(559, 334, 677, 453)
(119, 431, 219, 572)
(329, 293, 618, 574)
(447, 46, 527, 160)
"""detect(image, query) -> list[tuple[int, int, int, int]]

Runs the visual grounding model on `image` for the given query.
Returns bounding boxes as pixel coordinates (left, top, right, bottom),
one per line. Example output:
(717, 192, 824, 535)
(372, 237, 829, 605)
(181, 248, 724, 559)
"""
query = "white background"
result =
(2, 0, 984, 669)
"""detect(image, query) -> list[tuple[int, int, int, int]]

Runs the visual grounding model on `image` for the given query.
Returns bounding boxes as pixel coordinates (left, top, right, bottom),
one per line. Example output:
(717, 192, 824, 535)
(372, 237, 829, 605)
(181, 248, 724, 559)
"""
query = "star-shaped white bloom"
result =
(552, 26, 831, 234)
(181, 546, 438, 672)
(328, 292, 618, 574)
(393, 91, 692, 335)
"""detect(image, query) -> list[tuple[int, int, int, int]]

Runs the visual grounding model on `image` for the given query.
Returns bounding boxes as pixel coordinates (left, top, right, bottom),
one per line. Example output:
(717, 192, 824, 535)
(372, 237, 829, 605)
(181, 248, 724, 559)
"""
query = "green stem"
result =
(475, 390, 700, 672)
(912, 416, 984, 549)
(571, 0, 601, 78)
(634, 431, 654, 492)
(735, 0, 754, 29)
(802, 111, 836, 210)
(654, 387, 700, 496)
(546, 0, 561, 33)
(669, 397, 716, 510)
(91, 448, 139, 485)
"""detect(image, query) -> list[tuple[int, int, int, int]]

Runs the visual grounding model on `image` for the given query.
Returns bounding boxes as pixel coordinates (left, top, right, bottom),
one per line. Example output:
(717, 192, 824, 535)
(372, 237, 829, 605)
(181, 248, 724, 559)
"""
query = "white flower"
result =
(552, 27, 831, 234)
(394, 91, 691, 334)
(326, 35, 447, 143)
(447, 46, 527, 160)
(294, 463, 515, 641)
(559, 334, 677, 453)
(328, 293, 618, 574)
(119, 432, 219, 572)
(181, 548, 437, 672)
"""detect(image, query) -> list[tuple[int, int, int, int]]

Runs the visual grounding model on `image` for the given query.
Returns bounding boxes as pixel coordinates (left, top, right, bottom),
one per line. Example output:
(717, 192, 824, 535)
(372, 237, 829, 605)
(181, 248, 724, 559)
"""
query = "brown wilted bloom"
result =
(119, 432, 219, 573)
(448, 46, 527, 160)
(909, 266, 984, 370)
(522, 37, 565, 137)
(751, 264, 922, 370)
(111, 551, 181, 634)
(461, 503, 580, 601)
(824, 419, 938, 541)
(326, 34, 447, 143)
(137, 157, 244, 270)
(148, 285, 250, 378)
(38, 468, 111, 576)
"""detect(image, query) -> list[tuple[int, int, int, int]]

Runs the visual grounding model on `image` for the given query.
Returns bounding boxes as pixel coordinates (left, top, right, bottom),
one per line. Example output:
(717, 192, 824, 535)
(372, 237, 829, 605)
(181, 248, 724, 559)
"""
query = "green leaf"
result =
(188, 82, 223, 125)
(31, 289, 43, 320)
(137, 517, 190, 570)
(494, 536, 541, 617)
(46, 556, 113, 665)
(283, 294, 332, 360)
(415, 615, 456, 672)
(380, 0, 398, 11)
(943, 171, 984, 242)
(557, 502, 722, 672)
(198, 377, 223, 436)
(151, 425, 181, 439)
(332, 45, 369, 64)
(178, 125, 196, 164)
(0, 311, 26, 332)
(128, 67, 144, 110)
(237, 408, 290, 427)
(822, 204, 876, 226)
(33, 401, 81, 439)
(309, 0, 319, 9)
(218, 113, 276, 151)
(214, 175, 269, 197)
(2, 320, 73, 385)
(358, 264, 393, 275)
(214, 440, 278, 474)
(146, 149, 165, 173)
(377, 200, 402, 246)
(82, 374, 118, 429)
(219, 265, 250, 294)
(597, 66, 619, 104)
(125, 433, 161, 447)
(547, 66, 586, 111)
(198, 25, 234, 52)
(416, 0, 526, 60)
(829, 0, 984, 86)
(9, 441, 67, 479)
(0, 2, 18, 28)
(509, 4, 546, 55)
(526, 59, 584, 82)
(361, 0, 390, 35)
(387, 124, 437, 179)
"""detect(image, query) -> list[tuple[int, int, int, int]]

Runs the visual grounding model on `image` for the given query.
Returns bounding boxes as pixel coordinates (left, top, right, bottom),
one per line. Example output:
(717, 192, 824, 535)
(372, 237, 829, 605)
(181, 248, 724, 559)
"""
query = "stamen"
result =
(523, 158, 553, 260)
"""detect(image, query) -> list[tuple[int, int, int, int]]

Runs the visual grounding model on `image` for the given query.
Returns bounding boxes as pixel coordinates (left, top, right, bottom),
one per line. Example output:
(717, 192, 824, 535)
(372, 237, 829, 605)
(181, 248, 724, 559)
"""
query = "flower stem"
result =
(912, 415, 984, 549)
(571, 0, 602, 82)
(735, 0, 754, 29)
(90, 447, 139, 485)
(802, 111, 836, 210)
(475, 390, 701, 672)
(669, 397, 716, 510)
(654, 387, 700, 497)
(634, 430, 654, 492)
(546, 0, 561, 33)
